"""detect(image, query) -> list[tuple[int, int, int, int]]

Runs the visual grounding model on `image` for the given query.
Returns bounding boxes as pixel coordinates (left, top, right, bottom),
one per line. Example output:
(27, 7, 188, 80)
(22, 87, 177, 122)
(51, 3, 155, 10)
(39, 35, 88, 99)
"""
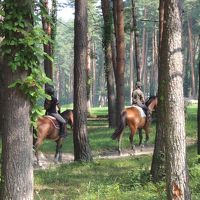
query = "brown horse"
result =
(33, 109, 73, 166)
(111, 96, 157, 155)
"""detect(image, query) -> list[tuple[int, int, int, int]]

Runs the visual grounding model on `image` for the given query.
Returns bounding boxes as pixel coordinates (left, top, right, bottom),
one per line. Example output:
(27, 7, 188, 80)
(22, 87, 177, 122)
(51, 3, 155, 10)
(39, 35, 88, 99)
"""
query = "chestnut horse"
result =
(111, 96, 157, 155)
(33, 109, 74, 166)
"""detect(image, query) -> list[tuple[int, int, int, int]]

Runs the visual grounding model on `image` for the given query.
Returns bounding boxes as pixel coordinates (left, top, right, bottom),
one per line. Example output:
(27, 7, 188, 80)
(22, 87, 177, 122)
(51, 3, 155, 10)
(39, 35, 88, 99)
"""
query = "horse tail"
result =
(111, 111, 127, 140)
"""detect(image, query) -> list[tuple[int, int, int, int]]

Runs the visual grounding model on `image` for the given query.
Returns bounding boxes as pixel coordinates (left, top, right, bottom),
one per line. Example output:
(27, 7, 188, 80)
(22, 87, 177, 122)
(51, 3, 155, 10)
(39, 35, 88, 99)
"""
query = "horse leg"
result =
(33, 138, 43, 166)
(117, 133, 123, 156)
(54, 139, 63, 163)
(144, 127, 150, 145)
(54, 141, 59, 163)
(129, 126, 136, 153)
(138, 129, 144, 151)
(129, 134, 136, 153)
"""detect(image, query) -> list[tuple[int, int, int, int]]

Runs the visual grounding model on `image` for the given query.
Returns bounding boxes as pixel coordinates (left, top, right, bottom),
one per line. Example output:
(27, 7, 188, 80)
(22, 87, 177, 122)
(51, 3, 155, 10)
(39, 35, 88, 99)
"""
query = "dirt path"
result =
(34, 137, 196, 170)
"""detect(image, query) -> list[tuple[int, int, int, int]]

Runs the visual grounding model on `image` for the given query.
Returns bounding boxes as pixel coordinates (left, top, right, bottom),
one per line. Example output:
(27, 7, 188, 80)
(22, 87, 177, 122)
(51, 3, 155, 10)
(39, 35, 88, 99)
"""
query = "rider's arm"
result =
(57, 103, 61, 114)
(140, 92, 145, 104)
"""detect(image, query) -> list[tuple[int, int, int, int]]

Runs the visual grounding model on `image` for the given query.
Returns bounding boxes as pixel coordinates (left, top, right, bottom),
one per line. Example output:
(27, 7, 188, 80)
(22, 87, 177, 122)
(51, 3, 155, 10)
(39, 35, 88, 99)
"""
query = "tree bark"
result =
(74, 0, 92, 161)
(40, 0, 53, 81)
(101, 0, 116, 127)
(150, 23, 158, 96)
(130, 28, 134, 103)
(151, 0, 165, 182)
(115, 0, 125, 124)
(161, 0, 191, 199)
(131, 0, 141, 81)
(142, 32, 148, 95)
(0, 1, 33, 199)
(86, 33, 91, 115)
(92, 43, 98, 106)
(197, 35, 200, 155)
(141, 7, 147, 87)
(188, 16, 196, 98)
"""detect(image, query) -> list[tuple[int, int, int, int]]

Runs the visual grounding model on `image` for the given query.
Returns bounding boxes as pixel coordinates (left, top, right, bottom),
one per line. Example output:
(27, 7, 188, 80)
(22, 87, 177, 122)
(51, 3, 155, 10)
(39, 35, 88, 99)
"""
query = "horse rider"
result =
(132, 81, 151, 122)
(44, 86, 66, 138)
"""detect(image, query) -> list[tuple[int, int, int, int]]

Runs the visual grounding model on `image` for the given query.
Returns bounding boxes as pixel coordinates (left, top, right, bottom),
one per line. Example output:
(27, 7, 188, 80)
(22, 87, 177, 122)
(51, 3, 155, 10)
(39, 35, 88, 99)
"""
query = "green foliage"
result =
(0, 1, 53, 125)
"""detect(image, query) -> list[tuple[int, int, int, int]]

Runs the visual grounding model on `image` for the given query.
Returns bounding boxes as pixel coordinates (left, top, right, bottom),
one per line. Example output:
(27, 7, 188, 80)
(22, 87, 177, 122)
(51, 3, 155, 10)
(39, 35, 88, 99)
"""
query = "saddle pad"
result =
(45, 115, 60, 129)
(131, 105, 146, 118)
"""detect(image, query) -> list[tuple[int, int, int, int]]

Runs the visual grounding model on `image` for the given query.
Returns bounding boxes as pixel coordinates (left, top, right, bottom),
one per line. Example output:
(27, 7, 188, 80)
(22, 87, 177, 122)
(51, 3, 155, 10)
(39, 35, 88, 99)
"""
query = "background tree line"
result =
(54, 0, 200, 106)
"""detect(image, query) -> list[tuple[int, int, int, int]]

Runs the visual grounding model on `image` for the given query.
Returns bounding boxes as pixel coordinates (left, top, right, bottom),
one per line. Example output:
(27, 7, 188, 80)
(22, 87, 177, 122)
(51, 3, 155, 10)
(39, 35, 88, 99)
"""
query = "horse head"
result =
(145, 96, 158, 112)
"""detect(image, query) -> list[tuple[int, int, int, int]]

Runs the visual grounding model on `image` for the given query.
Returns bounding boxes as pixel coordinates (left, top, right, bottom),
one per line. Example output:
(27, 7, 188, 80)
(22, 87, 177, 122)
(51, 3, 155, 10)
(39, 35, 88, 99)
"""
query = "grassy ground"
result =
(34, 104, 199, 200)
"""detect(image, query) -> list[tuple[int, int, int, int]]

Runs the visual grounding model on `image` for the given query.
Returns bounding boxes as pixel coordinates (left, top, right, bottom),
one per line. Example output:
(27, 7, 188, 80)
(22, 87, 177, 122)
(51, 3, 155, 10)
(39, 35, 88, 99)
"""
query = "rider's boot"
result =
(60, 123, 67, 138)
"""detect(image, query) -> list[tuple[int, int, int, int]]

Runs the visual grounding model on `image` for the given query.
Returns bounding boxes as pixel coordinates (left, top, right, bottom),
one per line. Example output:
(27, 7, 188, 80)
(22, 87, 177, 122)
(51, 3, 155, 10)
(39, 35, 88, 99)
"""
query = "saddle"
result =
(132, 105, 146, 118)
(44, 115, 60, 129)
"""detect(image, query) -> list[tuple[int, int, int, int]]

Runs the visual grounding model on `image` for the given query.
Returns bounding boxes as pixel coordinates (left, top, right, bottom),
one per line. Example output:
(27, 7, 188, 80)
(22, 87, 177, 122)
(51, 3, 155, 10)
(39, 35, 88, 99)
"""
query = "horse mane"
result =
(145, 96, 157, 107)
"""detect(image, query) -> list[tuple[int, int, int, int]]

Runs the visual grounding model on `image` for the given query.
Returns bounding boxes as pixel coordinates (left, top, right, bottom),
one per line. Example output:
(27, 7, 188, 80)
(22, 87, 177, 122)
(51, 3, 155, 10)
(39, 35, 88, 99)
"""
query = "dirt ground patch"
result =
(34, 137, 196, 170)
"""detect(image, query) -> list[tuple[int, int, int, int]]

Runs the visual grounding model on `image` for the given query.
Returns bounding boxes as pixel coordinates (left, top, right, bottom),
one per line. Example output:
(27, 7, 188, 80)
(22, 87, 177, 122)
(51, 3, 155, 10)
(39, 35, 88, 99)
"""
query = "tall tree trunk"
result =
(55, 65, 60, 100)
(74, 0, 92, 161)
(161, 0, 191, 199)
(111, 0, 118, 82)
(51, 0, 57, 57)
(92, 43, 97, 106)
(130, 28, 134, 103)
(115, 0, 125, 124)
(151, 0, 165, 182)
(40, 0, 53, 82)
(141, 7, 147, 84)
(142, 32, 148, 95)
(150, 24, 158, 96)
(188, 16, 196, 98)
(86, 34, 91, 115)
(132, 0, 141, 81)
(197, 35, 200, 156)
(101, 0, 116, 127)
(0, 1, 33, 199)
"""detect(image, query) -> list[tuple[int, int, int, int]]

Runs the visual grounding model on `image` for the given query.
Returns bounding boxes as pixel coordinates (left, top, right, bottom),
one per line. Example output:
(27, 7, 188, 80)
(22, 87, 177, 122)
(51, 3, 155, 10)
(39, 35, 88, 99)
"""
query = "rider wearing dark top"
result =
(44, 86, 66, 138)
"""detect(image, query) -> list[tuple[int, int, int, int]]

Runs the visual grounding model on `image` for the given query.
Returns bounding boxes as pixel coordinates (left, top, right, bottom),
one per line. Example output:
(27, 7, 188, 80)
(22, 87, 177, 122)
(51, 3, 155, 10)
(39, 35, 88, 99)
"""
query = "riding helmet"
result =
(45, 86, 54, 96)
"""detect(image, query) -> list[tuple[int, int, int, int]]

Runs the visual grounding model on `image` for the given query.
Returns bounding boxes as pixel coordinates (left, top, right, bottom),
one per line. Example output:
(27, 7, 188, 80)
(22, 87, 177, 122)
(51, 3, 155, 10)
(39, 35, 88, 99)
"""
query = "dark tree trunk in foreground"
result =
(151, 0, 165, 182)
(101, 0, 116, 127)
(73, 0, 92, 161)
(0, 1, 33, 199)
(161, 0, 191, 199)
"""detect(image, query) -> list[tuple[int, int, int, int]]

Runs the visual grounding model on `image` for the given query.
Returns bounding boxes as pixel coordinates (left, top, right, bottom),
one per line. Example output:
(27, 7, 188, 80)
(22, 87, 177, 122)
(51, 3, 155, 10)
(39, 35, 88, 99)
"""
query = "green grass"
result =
(34, 156, 166, 200)
(34, 145, 200, 200)
(34, 104, 199, 199)
(185, 104, 198, 138)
